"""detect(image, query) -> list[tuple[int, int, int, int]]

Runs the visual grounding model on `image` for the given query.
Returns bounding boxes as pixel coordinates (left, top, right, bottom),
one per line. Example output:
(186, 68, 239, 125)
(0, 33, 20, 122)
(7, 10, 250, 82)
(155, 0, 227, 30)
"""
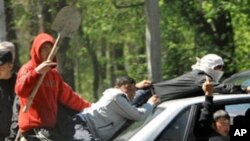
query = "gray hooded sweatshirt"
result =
(77, 88, 155, 141)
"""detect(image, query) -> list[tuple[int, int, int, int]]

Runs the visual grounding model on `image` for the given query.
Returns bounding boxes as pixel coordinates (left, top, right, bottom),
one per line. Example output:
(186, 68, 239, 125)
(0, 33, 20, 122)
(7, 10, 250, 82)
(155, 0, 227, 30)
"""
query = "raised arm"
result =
(199, 76, 214, 127)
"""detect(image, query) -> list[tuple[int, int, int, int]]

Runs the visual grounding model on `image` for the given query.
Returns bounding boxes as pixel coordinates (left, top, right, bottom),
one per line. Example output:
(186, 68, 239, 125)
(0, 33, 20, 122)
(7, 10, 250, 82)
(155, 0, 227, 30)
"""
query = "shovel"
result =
(22, 6, 81, 112)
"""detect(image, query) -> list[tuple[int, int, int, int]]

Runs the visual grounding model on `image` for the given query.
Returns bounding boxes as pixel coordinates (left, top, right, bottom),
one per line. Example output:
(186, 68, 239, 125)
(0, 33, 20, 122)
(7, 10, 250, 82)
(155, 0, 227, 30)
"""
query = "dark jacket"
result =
(197, 96, 229, 141)
(153, 70, 246, 102)
(0, 73, 16, 140)
(4, 96, 19, 141)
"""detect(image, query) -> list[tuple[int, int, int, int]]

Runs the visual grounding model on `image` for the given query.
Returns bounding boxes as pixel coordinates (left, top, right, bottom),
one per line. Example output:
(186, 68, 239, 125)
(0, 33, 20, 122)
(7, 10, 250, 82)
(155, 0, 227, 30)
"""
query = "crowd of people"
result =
(0, 33, 159, 141)
(0, 32, 249, 141)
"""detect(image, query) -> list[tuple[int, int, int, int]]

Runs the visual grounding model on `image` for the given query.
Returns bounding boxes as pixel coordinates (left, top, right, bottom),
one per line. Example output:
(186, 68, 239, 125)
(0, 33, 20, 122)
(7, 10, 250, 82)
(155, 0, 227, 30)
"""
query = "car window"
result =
(223, 70, 250, 85)
(113, 107, 165, 141)
(225, 103, 250, 116)
(225, 103, 250, 123)
(155, 106, 192, 141)
(193, 100, 250, 141)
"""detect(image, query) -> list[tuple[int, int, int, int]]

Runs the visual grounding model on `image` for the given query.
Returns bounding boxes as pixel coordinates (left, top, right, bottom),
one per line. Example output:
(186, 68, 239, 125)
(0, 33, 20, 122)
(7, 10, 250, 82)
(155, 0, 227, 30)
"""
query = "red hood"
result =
(30, 33, 55, 66)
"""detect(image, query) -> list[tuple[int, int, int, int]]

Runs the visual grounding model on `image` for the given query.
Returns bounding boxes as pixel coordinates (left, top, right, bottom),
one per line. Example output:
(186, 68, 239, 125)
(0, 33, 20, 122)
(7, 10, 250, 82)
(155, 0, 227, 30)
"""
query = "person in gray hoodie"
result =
(68, 76, 160, 141)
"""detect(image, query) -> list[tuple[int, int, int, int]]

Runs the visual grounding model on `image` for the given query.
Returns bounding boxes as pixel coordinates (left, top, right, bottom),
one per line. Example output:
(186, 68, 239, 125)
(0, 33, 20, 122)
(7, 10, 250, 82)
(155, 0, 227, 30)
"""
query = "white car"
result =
(113, 71, 250, 141)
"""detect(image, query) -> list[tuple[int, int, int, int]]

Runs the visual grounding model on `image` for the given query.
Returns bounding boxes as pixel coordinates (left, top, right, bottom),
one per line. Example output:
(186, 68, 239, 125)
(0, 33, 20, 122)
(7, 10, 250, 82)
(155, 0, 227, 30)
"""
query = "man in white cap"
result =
(191, 54, 224, 82)
(134, 53, 250, 102)
(0, 41, 17, 141)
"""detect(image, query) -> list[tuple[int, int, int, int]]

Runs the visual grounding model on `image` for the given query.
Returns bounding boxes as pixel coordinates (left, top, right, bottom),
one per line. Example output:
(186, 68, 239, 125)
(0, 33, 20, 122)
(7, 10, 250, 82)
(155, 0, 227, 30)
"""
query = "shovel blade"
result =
(52, 6, 81, 38)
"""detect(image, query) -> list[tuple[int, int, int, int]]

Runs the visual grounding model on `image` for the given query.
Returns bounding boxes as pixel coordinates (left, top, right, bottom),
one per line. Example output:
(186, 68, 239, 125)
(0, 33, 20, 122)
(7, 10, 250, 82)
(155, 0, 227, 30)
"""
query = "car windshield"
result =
(223, 70, 250, 86)
(112, 107, 165, 141)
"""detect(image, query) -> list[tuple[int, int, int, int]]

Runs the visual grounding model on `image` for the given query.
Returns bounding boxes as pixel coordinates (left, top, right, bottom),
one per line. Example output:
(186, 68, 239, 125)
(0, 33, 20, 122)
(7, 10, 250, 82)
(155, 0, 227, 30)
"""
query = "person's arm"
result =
(132, 89, 152, 107)
(58, 75, 91, 112)
(199, 76, 214, 128)
(15, 66, 41, 98)
(113, 94, 159, 121)
(15, 61, 57, 98)
(246, 86, 250, 93)
(214, 83, 248, 94)
(132, 80, 153, 107)
(135, 80, 151, 89)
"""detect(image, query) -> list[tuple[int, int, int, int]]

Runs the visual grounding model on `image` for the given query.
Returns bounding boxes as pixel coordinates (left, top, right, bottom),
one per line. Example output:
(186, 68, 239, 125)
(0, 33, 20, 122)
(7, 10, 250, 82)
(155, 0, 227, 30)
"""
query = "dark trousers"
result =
(21, 103, 79, 141)
(22, 127, 71, 141)
(22, 128, 54, 141)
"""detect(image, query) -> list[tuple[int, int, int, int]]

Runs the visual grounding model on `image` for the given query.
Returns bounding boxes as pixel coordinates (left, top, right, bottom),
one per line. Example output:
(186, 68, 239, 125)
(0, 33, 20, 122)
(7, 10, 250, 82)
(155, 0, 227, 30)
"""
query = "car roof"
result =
(158, 94, 250, 108)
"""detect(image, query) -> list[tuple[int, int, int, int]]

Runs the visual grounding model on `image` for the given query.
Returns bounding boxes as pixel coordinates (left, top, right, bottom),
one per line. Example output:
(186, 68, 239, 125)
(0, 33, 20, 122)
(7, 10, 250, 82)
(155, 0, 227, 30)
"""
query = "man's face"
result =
(40, 42, 53, 62)
(214, 117, 230, 136)
(0, 62, 13, 79)
(119, 84, 136, 101)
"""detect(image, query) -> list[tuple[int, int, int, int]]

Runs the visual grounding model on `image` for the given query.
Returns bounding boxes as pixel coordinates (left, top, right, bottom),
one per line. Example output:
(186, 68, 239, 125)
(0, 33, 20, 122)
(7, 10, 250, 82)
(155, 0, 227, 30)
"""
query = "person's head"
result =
(191, 54, 224, 82)
(114, 76, 136, 101)
(31, 33, 55, 65)
(212, 110, 230, 136)
(0, 41, 15, 79)
(233, 115, 246, 127)
(245, 108, 250, 118)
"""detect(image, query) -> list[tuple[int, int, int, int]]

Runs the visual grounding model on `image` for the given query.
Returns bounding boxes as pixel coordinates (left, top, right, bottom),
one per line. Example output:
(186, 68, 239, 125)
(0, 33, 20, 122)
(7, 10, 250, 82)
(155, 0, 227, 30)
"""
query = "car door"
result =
(154, 105, 198, 141)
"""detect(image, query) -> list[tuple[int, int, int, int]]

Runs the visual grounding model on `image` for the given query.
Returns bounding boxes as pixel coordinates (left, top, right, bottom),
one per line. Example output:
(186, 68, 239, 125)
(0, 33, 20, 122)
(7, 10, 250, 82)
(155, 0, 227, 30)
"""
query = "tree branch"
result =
(111, 0, 144, 9)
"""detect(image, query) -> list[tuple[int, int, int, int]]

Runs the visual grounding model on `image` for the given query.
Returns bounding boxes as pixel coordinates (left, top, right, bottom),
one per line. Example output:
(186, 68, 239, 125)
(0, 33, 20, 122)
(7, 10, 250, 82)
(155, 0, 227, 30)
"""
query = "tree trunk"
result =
(108, 43, 126, 86)
(57, 38, 75, 89)
(212, 11, 236, 77)
(55, 0, 76, 89)
(145, 0, 162, 82)
(180, 1, 236, 77)
(99, 38, 107, 91)
(85, 36, 99, 101)
(4, 0, 21, 71)
(0, 0, 6, 41)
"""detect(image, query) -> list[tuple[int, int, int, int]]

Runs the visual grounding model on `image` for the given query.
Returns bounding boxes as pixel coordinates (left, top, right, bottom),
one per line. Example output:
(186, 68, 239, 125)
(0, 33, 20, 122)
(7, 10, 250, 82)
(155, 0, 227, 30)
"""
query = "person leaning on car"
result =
(65, 76, 160, 141)
(197, 76, 230, 141)
(149, 53, 250, 102)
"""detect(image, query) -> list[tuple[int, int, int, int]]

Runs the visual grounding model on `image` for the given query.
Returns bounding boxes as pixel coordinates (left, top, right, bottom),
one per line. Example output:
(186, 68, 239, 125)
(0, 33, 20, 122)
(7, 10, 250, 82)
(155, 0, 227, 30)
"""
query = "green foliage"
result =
(75, 0, 147, 98)
(159, 0, 250, 79)
(160, 0, 198, 79)
(6, 0, 250, 100)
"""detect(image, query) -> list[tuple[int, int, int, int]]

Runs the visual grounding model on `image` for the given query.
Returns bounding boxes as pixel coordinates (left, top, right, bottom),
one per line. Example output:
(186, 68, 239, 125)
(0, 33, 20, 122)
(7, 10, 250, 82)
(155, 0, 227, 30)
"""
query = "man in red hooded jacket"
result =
(15, 33, 91, 140)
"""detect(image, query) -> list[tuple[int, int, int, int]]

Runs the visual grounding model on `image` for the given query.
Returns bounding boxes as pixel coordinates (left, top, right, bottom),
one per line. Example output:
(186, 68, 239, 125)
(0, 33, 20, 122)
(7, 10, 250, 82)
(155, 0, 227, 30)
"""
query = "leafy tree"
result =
(5, 0, 250, 101)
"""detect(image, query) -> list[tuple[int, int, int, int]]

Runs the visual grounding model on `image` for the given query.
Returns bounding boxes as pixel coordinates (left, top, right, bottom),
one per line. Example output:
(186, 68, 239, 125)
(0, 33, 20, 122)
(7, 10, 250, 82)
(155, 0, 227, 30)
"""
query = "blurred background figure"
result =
(0, 41, 16, 141)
